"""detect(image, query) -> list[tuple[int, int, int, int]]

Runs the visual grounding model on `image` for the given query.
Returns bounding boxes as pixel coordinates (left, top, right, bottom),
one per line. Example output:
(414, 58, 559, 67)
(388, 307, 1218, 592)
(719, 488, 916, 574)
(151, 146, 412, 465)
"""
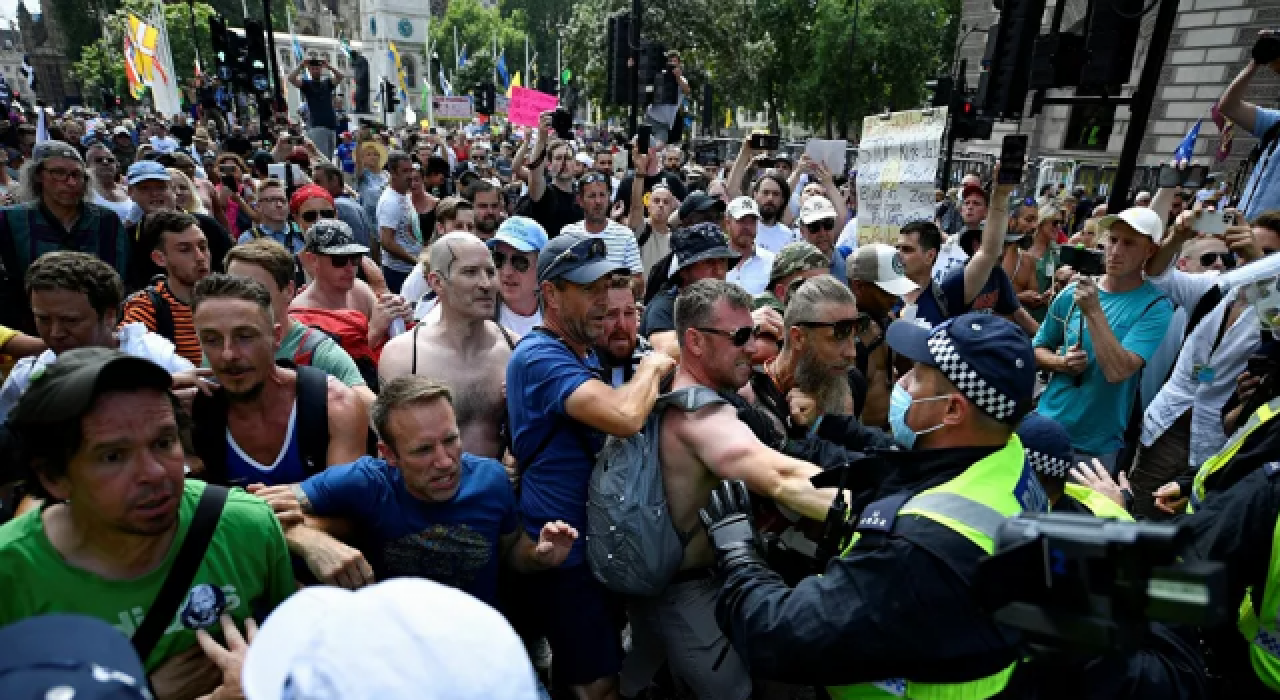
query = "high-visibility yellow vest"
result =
(1189, 397, 1280, 513)
(1062, 483, 1134, 521)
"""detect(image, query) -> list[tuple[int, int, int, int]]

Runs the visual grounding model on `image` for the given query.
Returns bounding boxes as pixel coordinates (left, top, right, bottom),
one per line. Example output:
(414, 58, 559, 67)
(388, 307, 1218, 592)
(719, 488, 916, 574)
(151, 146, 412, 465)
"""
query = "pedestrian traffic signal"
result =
(605, 12, 633, 106)
(926, 76, 954, 108)
(952, 96, 993, 140)
(472, 82, 496, 115)
(975, 0, 1046, 120)
(242, 20, 271, 96)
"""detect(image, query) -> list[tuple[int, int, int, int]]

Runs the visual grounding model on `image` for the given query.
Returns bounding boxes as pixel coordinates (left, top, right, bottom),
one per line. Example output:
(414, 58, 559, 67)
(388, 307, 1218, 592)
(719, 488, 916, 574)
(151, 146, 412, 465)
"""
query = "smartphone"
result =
(219, 174, 237, 189)
(1254, 34, 1280, 64)
(1060, 245, 1106, 276)
(1247, 354, 1274, 377)
(1157, 164, 1182, 188)
(636, 124, 652, 155)
(750, 132, 780, 151)
(997, 134, 1028, 186)
(551, 107, 573, 140)
(1182, 165, 1209, 189)
(1192, 209, 1234, 235)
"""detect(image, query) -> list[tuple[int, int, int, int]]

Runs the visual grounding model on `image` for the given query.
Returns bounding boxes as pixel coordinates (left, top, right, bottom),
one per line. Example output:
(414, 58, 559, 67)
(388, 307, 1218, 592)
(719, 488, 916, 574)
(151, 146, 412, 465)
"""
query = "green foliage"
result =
(428, 0, 527, 92)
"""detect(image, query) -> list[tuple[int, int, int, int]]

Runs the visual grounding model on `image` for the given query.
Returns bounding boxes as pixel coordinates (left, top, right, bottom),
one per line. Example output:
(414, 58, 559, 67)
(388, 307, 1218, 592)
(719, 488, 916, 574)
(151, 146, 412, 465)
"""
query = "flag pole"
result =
(524, 36, 528, 86)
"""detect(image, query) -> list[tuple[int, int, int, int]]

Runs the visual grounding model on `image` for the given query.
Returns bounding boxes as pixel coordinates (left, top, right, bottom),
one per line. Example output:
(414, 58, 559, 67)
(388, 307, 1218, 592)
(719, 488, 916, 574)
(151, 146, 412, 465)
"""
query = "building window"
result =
(402, 55, 416, 87)
(1063, 104, 1115, 152)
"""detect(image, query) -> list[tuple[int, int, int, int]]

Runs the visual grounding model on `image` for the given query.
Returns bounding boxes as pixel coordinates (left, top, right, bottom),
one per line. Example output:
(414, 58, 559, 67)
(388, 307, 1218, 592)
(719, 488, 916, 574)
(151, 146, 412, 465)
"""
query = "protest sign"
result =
(855, 108, 947, 245)
(804, 139, 848, 175)
(431, 96, 474, 120)
(509, 86, 558, 127)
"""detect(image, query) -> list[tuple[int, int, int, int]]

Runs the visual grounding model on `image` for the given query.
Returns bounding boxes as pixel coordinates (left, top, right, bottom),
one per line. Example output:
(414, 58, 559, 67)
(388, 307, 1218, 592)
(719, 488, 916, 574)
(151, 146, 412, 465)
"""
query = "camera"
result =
(1060, 245, 1106, 276)
(975, 513, 1228, 655)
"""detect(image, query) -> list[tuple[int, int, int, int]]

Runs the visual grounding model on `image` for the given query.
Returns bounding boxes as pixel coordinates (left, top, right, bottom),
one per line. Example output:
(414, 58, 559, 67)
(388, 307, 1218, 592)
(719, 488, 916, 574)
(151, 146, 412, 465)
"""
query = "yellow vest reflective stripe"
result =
(1190, 398, 1280, 513)
(1062, 483, 1134, 521)
(828, 436, 1028, 700)
(1237, 513, 1280, 692)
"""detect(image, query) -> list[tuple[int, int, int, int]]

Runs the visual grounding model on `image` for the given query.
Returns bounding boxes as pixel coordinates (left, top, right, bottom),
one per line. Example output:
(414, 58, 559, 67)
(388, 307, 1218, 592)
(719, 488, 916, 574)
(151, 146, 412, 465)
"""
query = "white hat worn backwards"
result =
(848, 243, 919, 297)
(242, 579, 539, 700)
(1098, 206, 1165, 245)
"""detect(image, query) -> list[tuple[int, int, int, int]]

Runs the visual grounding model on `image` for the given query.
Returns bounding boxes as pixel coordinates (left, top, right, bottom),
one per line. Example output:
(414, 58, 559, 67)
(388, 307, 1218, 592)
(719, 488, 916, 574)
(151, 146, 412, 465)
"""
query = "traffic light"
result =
(352, 52, 370, 113)
(472, 82, 495, 115)
(926, 76, 953, 108)
(1079, 0, 1142, 89)
(652, 69, 679, 105)
(242, 20, 270, 96)
(636, 42, 666, 104)
(605, 12, 633, 106)
(952, 96, 993, 141)
(975, 0, 1046, 120)
(382, 80, 400, 111)
(209, 16, 231, 83)
(1029, 33, 1085, 90)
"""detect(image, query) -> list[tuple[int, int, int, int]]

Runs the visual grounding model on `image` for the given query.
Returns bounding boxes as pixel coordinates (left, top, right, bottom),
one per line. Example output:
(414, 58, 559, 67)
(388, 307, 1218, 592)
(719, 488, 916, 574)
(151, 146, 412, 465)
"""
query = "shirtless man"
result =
(190, 273, 369, 486)
(290, 219, 411, 356)
(619, 278, 832, 700)
(378, 232, 513, 459)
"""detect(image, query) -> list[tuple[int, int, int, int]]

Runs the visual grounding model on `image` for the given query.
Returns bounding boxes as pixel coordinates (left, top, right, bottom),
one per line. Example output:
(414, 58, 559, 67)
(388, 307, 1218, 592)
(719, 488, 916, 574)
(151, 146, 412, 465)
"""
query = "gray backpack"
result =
(586, 386, 727, 597)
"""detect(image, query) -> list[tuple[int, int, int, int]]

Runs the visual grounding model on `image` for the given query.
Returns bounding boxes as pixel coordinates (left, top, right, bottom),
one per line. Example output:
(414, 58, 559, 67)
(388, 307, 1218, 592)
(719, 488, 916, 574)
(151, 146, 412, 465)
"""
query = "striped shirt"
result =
(559, 220, 644, 274)
(121, 280, 202, 366)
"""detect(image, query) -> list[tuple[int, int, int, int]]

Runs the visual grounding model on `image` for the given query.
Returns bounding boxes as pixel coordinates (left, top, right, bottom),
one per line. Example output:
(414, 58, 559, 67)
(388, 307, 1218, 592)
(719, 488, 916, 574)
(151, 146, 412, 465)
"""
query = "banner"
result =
(854, 108, 947, 245)
(431, 96, 474, 120)
(508, 86, 558, 127)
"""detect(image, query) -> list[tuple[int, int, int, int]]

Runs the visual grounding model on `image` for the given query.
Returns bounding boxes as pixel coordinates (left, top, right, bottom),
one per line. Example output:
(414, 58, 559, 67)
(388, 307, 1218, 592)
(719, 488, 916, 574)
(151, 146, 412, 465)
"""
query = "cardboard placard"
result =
(855, 108, 947, 245)
(508, 86, 558, 127)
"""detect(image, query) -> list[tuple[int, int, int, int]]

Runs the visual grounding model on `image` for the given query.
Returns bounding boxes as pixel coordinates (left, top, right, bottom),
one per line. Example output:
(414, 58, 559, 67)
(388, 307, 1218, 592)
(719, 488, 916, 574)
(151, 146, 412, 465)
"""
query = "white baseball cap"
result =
(726, 196, 760, 220)
(798, 195, 838, 225)
(847, 243, 919, 297)
(242, 579, 539, 700)
(1098, 206, 1165, 245)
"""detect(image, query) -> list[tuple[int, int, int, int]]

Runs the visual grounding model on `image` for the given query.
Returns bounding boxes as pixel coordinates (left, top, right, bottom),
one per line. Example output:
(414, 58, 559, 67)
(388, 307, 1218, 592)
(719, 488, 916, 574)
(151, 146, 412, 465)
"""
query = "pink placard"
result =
(508, 86, 559, 127)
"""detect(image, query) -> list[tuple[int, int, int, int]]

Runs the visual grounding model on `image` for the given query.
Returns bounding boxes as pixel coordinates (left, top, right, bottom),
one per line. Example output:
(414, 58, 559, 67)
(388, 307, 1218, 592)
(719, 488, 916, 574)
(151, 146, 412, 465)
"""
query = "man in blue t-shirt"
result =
(280, 377, 577, 609)
(1219, 34, 1280, 221)
(1033, 207, 1173, 474)
(912, 180, 1040, 336)
(507, 232, 677, 698)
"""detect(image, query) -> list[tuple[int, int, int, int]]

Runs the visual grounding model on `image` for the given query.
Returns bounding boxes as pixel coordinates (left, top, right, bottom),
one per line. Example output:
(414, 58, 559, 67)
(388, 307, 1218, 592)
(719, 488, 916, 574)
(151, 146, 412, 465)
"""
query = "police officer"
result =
(1018, 412, 1134, 520)
(1180, 395, 1280, 695)
(700, 312, 1042, 697)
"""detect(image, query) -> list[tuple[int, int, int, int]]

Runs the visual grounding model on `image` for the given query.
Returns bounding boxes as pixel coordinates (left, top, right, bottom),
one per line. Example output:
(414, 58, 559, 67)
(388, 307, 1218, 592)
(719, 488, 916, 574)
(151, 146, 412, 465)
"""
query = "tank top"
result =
(224, 402, 308, 487)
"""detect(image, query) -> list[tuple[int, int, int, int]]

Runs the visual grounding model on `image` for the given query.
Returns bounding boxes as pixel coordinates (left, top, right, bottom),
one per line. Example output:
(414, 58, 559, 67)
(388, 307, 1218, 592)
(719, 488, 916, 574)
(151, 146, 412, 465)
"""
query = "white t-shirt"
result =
(931, 237, 969, 285)
(560, 220, 644, 274)
(401, 262, 430, 308)
(755, 222, 797, 255)
(149, 135, 180, 153)
(92, 191, 135, 223)
(726, 247, 775, 295)
(0, 323, 194, 422)
(376, 188, 421, 274)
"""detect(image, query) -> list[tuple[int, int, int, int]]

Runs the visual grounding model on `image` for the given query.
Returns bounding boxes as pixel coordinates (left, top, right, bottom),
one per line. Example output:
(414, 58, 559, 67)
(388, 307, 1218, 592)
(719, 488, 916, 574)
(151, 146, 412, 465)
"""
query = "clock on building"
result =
(398, 18, 413, 38)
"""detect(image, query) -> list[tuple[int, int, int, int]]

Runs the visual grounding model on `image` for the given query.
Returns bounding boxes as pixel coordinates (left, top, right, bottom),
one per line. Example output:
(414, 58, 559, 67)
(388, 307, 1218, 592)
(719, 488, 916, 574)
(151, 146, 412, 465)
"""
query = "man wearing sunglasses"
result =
(1130, 208, 1280, 518)
(380, 232, 515, 460)
(797, 195, 847, 284)
(507, 233, 677, 700)
(84, 142, 132, 223)
(641, 223, 742, 358)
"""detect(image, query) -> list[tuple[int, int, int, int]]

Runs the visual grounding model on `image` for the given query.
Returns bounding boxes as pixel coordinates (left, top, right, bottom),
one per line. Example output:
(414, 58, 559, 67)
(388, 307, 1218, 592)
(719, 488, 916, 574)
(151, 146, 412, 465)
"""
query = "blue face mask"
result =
(888, 384, 948, 449)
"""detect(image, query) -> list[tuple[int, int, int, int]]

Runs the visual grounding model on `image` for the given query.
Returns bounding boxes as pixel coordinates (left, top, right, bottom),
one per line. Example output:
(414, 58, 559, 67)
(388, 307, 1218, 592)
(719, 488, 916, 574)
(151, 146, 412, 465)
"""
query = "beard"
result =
(794, 352, 851, 415)
(759, 202, 781, 224)
(475, 215, 498, 235)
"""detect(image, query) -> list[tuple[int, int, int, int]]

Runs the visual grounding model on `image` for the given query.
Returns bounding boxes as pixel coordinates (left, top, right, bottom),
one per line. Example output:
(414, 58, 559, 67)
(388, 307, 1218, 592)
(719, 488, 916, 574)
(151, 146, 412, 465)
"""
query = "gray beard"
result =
(794, 352, 851, 415)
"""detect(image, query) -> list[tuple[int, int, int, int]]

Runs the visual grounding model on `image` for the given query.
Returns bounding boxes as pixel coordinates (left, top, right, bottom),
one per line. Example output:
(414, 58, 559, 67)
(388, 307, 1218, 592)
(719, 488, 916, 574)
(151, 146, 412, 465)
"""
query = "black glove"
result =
(699, 480, 764, 572)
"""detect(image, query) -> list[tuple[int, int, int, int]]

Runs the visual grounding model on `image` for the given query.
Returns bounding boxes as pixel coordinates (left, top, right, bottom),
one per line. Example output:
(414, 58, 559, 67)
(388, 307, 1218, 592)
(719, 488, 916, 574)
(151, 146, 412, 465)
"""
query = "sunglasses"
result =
(806, 218, 836, 232)
(579, 173, 608, 188)
(696, 326, 756, 347)
(326, 253, 360, 267)
(544, 237, 609, 278)
(1199, 251, 1236, 268)
(493, 250, 532, 273)
(794, 318, 860, 340)
(300, 209, 336, 223)
(92, 156, 117, 165)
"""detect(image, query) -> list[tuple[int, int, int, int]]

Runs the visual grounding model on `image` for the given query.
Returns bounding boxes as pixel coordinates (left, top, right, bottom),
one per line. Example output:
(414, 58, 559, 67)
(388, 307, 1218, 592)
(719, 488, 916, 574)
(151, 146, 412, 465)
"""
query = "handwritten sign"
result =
(855, 108, 947, 245)
(431, 96, 474, 120)
(508, 86, 558, 127)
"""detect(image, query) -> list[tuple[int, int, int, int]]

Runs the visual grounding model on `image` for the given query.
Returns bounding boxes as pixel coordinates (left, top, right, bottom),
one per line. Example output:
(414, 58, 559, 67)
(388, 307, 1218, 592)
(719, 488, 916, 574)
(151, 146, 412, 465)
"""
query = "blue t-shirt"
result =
(299, 455, 517, 607)
(336, 142, 356, 174)
(506, 330, 604, 568)
(915, 263, 1020, 328)
(1241, 106, 1280, 222)
(1033, 281, 1172, 454)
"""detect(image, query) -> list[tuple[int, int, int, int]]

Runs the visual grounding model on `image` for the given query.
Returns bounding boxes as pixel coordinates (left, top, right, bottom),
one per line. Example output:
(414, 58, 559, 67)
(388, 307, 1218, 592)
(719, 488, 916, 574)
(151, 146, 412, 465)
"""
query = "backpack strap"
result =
(1183, 285, 1224, 343)
(145, 286, 175, 342)
(131, 484, 229, 663)
(292, 326, 329, 367)
(294, 364, 332, 475)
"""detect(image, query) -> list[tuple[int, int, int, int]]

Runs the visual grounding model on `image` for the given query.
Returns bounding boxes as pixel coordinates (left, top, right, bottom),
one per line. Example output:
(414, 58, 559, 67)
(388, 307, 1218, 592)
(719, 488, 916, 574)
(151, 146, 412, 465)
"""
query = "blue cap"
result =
(1017, 412, 1075, 479)
(0, 614, 151, 699)
(126, 160, 170, 186)
(537, 233, 627, 285)
(489, 216, 548, 253)
(887, 312, 1035, 424)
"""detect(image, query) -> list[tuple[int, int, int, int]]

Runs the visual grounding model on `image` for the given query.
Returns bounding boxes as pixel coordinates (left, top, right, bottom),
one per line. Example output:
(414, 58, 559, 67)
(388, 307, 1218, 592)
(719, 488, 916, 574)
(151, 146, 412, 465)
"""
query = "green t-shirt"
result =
(203, 319, 366, 388)
(0, 480, 295, 670)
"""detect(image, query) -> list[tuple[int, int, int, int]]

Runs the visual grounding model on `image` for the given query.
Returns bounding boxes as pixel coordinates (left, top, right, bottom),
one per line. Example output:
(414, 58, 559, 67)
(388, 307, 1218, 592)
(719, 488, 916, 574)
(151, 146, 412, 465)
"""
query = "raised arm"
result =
(627, 149, 650, 234)
(963, 181, 1014, 304)
(726, 134, 757, 199)
(527, 112, 552, 202)
(1218, 50, 1268, 133)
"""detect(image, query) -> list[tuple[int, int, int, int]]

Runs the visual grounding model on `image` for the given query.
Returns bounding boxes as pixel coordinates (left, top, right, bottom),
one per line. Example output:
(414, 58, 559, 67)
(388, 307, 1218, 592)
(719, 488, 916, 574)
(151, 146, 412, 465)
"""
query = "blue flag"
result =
(496, 52, 510, 88)
(439, 69, 453, 96)
(458, 46, 468, 69)
(1173, 119, 1202, 166)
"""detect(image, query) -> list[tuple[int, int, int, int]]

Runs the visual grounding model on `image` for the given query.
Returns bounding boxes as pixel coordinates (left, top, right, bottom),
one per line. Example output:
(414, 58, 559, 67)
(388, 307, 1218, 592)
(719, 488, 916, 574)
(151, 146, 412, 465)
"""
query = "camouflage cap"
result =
(768, 241, 829, 287)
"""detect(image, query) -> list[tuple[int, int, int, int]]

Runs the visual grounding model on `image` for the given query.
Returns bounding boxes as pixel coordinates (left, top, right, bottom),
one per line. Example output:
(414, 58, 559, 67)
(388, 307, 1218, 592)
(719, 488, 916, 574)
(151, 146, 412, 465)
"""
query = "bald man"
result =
(377, 232, 516, 459)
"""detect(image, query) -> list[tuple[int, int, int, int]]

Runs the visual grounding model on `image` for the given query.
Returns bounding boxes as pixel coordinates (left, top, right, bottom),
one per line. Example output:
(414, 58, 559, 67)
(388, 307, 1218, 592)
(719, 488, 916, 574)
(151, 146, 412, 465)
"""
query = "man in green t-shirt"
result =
(223, 239, 376, 408)
(0, 347, 295, 699)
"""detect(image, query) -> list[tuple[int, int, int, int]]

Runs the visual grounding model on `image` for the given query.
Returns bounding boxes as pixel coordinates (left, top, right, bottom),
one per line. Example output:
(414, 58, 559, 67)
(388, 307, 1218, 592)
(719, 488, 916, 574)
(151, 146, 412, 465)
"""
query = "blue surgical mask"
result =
(888, 384, 948, 449)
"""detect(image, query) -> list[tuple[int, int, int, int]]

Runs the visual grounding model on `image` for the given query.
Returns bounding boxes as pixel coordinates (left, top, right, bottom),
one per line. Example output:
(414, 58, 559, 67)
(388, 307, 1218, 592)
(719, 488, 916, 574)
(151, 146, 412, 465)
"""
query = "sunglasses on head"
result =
(326, 253, 360, 267)
(545, 237, 609, 277)
(492, 249, 532, 273)
(300, 209, 336, 223)
(695, 325, 756, 347)
(806, 218, 836, 232)
(794, 317, 859, 340)
(1200, 251, 1236, 268)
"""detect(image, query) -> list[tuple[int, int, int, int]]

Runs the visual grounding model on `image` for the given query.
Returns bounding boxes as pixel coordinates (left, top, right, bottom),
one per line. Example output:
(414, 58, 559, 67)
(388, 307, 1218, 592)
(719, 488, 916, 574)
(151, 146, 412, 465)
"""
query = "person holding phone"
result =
(289, 56, 344, 167)
(1218, 29, 1280, 221)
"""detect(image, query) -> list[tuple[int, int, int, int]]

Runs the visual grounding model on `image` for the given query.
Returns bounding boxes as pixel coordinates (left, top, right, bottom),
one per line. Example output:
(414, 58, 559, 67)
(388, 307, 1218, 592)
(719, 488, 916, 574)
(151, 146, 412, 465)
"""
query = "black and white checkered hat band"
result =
(1025, 448, 1071, 479)
(926, 332, 1019, 422)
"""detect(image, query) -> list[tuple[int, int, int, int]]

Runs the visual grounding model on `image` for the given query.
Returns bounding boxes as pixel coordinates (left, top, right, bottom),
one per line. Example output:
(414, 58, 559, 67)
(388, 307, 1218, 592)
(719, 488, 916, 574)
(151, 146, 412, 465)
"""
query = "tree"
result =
(499, 0, 573, 83)
(428, 0, 528, 94)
